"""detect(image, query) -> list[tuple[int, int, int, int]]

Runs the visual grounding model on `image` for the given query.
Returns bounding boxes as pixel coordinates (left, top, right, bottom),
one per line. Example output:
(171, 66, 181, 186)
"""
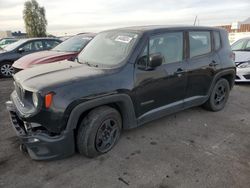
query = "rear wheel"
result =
(0, 62, 14, 78)
(203, 78, 230, 111)
(77, 106, 122, 158)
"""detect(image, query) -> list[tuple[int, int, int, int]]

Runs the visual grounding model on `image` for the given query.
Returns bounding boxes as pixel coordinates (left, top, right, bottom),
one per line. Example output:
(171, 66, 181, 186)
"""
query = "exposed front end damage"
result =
(6, 100, 75, 160)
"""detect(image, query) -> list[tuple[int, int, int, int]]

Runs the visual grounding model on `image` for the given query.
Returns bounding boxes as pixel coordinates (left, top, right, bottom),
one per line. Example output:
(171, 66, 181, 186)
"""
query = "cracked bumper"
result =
(6, 100, 75, 160)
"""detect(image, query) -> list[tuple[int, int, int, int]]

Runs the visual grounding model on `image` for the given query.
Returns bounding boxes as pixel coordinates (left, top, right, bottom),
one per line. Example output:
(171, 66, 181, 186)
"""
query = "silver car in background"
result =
(231, 37, 250, 82)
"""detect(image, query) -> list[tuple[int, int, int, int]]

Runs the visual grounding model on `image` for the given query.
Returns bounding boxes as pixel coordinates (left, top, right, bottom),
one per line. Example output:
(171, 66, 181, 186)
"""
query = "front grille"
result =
(15, 82, 21, 98)
(235, 75, 241, 80)
(14, 82, 25, 103)
(243, 74, 250, 79)
(236, 62, 247, 67)
(9, 111, 26, 135)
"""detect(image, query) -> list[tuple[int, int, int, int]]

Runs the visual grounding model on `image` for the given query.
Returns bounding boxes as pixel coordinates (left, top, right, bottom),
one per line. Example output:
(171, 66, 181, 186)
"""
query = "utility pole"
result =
(194, 15, 198, 26)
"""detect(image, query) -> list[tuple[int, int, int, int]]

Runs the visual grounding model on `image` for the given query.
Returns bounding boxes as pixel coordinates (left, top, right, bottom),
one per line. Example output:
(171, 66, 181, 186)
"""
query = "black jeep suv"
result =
(6, 26, 235, 160)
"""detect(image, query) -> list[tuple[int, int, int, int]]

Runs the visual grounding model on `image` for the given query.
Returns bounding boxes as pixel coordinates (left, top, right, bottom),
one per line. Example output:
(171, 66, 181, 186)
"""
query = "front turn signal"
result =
(45, 93, 53, 109)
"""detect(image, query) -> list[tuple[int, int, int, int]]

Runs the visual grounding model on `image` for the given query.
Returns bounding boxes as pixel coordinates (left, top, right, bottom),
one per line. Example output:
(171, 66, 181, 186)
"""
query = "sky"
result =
(0, 0, 250, 36)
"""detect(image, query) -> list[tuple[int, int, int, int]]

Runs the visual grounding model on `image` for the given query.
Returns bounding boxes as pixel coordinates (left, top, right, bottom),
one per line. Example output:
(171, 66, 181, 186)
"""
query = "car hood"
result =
(14, 60, 107, 92)
(13, 50, 76, 69)
(234, 51, 250, 63)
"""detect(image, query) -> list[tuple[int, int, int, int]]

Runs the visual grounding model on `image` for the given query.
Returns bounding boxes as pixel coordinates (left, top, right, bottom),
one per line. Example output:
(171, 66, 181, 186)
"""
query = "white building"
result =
(0, 30, 12, 39)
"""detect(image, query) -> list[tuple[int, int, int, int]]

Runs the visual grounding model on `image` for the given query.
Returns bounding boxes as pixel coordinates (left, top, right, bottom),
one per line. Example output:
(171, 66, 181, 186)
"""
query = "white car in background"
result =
(231, 37, 250, 82)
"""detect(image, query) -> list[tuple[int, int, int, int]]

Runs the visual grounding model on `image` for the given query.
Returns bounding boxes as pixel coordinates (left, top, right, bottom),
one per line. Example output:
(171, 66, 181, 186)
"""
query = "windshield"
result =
(4, 39, 26, 51)
(0, 39, 18, 46)
(78, 31, 139, 67)
(0, 39, 7, 45)
(52, 35, 93, 52)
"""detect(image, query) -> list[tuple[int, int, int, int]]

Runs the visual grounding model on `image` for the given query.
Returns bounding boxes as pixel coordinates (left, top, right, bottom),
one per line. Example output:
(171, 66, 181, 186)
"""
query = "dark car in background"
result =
(0, 38, 19, 48)
(13, 33, 95, 72)
(0, 38, 61, 77)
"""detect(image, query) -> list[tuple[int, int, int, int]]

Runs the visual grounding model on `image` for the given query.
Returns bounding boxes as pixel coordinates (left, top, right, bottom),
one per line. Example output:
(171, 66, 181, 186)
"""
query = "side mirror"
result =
(148, 53, 163, 68)
(137, 53, 163, 70)
(18, 48, 24, 53)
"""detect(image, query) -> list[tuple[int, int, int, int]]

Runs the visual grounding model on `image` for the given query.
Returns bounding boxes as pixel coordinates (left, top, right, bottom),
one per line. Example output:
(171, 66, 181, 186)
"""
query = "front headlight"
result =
(238, 61, 250, 68)
(32, 93, 39, 107)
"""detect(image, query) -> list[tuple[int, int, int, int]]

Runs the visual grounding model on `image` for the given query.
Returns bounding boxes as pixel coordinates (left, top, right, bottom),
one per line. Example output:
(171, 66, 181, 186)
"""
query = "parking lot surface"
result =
(0, 78, 250, 188)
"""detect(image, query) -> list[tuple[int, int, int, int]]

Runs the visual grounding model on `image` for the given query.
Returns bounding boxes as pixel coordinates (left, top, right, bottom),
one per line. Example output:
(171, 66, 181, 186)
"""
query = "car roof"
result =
(236, 37, 250, 40)
(76, 33, 97, 38)
(105, 25, 224, 34)
(19, 38, 61, 42)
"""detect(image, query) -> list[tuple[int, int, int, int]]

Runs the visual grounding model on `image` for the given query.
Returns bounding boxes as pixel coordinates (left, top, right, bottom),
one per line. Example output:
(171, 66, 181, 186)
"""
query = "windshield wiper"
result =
(85, 61, 98, 67)
(75, 57, 98, 67)
(80, 60, 98, 67)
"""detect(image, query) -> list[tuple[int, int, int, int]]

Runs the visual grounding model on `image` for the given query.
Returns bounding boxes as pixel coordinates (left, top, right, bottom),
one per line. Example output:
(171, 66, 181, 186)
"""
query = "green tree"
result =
(23, 0, 47, 37)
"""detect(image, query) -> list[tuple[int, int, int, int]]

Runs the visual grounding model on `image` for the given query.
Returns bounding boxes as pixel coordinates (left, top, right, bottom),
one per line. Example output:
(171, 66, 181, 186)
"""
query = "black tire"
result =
(77, 106, 122, 158)
(0, 62, 14, 78)
(203, 78, 230, 111)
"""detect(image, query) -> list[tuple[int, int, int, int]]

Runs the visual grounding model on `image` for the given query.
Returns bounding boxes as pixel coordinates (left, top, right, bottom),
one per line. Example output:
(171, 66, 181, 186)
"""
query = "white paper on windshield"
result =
(115, 36, 133, 43)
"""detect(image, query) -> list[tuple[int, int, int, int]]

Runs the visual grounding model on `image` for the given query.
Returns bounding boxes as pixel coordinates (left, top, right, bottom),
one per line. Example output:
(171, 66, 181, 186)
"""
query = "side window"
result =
(33, 41, 44, 51)
(231, 39, 245, 51)
(189, 31, 211, 58)
(214, 31, 221, 50)
(44, 40, 60, 49)
(22, 42, 33, 52)
(149, 32, 183, 64)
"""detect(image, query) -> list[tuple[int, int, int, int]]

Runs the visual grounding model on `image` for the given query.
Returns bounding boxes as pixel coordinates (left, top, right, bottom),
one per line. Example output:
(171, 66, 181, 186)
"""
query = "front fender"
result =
(65, 94, 137, 131)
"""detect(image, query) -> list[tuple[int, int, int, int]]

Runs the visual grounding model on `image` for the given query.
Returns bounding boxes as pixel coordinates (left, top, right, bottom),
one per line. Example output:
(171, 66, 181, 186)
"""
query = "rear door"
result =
(134, 31, 188, 118)
(185, 30, 220, 100)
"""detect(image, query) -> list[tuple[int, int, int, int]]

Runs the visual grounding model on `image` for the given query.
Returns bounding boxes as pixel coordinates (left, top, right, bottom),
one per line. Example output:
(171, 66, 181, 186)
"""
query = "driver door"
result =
(134, 31, 188, 123)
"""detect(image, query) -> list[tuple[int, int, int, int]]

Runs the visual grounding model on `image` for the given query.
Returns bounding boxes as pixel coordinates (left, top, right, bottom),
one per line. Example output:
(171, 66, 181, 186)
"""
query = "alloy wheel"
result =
(1, 64, 14, 77)
(214, 84, 226, 106)
(95, 118, 120, 153)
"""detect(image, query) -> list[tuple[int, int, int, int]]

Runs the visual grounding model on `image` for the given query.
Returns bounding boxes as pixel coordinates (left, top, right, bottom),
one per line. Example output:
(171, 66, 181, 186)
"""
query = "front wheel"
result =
(203, 78, 230, 111)
(0, 62, 14, 78)
(77, 106, 122, 158)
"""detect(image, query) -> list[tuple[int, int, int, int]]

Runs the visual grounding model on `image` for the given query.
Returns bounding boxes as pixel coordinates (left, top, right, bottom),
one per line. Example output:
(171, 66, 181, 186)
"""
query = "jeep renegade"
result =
(6, 26, 236, 160)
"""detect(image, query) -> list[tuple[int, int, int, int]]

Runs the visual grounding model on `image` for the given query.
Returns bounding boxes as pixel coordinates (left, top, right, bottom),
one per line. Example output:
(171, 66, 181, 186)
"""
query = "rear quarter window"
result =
(214, 31, 221, 50)
(189, 31, 211, 58)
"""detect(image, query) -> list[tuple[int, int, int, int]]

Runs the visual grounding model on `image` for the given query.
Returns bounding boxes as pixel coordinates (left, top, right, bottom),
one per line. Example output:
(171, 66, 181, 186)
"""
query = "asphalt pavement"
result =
(0, 78, 250, 188)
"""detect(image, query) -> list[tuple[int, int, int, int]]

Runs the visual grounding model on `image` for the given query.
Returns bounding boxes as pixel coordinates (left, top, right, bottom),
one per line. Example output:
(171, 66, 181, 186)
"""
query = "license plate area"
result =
(9, 111, 26, 136)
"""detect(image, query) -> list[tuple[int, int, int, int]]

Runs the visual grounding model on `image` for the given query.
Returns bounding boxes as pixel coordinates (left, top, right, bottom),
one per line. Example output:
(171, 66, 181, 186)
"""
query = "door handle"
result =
(209, 61, 219, 67)
(174, 68, 185, 77)
(175, 68, 185, 74)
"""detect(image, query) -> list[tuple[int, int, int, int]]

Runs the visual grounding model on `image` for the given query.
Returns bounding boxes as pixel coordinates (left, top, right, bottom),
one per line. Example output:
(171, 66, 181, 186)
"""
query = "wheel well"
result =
(0, 60, 13, 64)
(74, 102, 124, 133)
(220, 74, 234, 89)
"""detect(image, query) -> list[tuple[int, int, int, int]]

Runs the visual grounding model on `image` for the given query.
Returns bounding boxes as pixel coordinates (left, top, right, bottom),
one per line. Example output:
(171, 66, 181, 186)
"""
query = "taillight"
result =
(230, 52, 235, 62)
(45, 93, 53, 109)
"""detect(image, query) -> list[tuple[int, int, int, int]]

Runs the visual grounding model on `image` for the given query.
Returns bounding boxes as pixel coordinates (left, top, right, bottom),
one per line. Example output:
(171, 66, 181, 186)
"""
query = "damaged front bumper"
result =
(6, 100, 75, 160)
